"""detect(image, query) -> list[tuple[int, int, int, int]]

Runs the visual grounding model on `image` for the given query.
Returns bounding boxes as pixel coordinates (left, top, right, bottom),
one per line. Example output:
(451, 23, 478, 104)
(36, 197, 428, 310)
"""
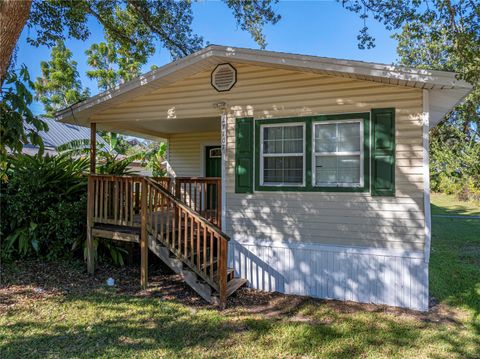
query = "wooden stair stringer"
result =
(148, 237, 214, 303)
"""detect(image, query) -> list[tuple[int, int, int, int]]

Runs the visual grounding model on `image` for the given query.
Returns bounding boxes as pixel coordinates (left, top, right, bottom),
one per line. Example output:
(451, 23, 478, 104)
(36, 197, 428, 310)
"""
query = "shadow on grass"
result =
(431, 202, 480, 217)
(1, 291, 479, 358)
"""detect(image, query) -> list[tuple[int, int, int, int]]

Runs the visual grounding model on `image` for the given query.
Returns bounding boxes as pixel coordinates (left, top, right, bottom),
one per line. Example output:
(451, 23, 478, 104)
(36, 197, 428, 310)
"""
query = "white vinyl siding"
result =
(220, 64, 424, 251)
(168, 132, 220, 177)
(101, 63, 425, 251)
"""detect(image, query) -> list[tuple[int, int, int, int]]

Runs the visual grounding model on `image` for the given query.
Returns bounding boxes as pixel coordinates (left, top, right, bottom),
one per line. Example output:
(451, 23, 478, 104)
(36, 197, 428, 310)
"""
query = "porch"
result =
(85, 114, 244, 307)
(87, 174, 245, 307)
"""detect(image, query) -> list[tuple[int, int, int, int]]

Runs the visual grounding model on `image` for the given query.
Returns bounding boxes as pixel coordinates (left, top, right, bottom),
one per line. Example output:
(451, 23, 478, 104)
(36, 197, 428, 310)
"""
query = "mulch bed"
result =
(0, 259, 466, 326)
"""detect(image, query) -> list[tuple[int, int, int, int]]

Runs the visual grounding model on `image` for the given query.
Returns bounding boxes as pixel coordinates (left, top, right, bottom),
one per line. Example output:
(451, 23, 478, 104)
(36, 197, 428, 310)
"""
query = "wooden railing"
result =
(91, 175, 171, 227)
(175, 177, 222, 228)
(88, 174, 229, 306)
(145, 178, 229, 303)
(91, 175, 143, 227)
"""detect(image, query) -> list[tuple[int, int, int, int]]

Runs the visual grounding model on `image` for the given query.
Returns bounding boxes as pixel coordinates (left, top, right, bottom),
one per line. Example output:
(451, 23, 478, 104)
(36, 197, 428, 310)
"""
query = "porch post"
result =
(86, 122, 96, 274)
(89, 123, 96, 173)
(220, 112, 227, 231)
(140, 178, 148, 289)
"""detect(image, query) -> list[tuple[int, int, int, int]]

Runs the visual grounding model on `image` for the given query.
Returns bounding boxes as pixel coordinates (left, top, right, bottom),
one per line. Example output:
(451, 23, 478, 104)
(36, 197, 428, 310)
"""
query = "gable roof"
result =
(57, 45, 473, 128)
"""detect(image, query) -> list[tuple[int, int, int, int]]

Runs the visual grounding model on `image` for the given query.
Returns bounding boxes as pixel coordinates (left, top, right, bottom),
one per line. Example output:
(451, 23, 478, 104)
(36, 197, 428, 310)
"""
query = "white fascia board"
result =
(56, 47, 217, 123)
(208, 46, 472, 89)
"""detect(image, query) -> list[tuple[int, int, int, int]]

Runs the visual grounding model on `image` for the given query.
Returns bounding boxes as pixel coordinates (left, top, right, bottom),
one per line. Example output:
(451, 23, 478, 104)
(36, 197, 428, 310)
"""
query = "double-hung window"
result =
(313, 120, 363, 187)
(260, 123, 305, 186)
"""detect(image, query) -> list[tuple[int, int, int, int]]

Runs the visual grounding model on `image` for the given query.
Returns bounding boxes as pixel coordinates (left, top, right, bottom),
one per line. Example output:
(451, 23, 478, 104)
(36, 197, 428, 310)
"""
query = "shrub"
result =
(430, 123, 480, 202)
(1, 154, 88, 260)
(1, 152, 136, 266)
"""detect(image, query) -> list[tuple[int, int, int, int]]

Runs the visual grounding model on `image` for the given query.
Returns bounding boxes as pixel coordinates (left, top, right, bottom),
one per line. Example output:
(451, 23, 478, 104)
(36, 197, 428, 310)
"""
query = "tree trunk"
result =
(0, 0, 32, 87)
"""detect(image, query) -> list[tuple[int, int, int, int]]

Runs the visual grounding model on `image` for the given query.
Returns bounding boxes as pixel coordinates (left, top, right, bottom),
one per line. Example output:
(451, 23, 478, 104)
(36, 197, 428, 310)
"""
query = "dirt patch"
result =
(0, 260, 468, 326)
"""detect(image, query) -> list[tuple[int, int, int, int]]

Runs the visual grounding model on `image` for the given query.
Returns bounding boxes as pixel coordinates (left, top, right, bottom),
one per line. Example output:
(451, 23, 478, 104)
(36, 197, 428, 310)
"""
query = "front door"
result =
(205, 146, 221, 209)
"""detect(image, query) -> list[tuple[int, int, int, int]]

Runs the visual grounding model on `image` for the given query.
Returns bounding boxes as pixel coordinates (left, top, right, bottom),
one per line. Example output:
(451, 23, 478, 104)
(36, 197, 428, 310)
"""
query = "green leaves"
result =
(26, 0, 280, 63)
(0, 153, 89, 261)
(0, 66, 48, 172)
(33, 40, 90, 116)
(339, 0, 480, 87)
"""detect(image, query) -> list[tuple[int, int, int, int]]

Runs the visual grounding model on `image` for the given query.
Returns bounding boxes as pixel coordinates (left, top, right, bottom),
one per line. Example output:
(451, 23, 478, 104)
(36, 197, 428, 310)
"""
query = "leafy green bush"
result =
(430, 123, 480, 202)
(1, 153, 130, 265)
(1, 154, 88, 260)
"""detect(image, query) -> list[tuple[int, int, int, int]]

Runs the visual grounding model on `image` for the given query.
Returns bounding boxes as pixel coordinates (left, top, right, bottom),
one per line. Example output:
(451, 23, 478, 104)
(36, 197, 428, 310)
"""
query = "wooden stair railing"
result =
(143, 177, 229, 306)
(88, 175, 240, 307)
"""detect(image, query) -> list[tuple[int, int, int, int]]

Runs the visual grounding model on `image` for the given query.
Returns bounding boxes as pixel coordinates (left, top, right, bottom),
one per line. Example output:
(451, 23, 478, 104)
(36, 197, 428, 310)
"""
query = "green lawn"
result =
(431, 193, 480, 216)
(1, 195, 479, 358)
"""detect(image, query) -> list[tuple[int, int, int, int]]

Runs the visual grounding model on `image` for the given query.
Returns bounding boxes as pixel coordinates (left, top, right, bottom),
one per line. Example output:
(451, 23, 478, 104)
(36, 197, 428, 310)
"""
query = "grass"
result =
(1, 194, 479, 358)
(431, 193, 480, 216)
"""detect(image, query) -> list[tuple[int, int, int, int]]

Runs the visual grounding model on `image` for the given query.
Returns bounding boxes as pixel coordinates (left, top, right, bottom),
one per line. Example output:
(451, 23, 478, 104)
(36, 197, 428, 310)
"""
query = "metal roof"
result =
(24, 118, 109, 152)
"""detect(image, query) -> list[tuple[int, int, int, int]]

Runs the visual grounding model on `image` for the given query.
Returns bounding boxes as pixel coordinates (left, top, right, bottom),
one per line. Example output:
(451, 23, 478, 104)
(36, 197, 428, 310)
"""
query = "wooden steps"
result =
(148, 235, 245, 303)
(88, 175, 247, 307)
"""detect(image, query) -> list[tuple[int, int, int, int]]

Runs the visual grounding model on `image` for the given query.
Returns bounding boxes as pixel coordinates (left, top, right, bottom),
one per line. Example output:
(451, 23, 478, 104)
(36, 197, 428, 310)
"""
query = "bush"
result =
(1, 154, 88, 260)
(430, 123, 480, 202)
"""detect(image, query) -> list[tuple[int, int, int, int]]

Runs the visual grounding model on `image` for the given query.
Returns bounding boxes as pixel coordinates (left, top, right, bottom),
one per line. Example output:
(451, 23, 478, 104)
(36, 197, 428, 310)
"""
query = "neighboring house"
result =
(57, 45, 472, 311)
(23, 118, 152, 175)
(23, 118, 109, 156)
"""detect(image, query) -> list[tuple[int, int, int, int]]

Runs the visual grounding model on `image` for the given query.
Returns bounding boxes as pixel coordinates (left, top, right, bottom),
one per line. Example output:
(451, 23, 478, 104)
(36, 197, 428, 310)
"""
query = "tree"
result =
(86, 38, 145, 92)
(394, 20, 479, 139)
(338, 1, 480, 86)
(394, 22, 480, 199)
(1, 0, 280, 90)
(0, 66, 47, 171)
(0, 0, 280, 161)
(0, 0, 32, 85)
(33, 40, 90, 116)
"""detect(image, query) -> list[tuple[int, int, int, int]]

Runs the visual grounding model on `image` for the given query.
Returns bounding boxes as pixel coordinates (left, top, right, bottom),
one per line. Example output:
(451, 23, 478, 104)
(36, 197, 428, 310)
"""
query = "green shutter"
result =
(371, 108, 395, 196)
(235, 118, 254, 193)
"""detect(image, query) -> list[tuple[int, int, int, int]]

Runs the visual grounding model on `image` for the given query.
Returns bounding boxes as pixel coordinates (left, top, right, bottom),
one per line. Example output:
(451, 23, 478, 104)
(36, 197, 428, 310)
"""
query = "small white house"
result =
(57, 45, 472, 311)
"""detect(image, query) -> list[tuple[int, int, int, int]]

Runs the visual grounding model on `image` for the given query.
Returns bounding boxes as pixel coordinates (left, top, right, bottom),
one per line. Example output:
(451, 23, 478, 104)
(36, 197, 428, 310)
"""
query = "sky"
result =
(16, 1, 399, 115)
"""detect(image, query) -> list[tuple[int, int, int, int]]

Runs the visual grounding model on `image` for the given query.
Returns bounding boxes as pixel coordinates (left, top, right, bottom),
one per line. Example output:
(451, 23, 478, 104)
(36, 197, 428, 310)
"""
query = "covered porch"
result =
(83, 108, 241, 307)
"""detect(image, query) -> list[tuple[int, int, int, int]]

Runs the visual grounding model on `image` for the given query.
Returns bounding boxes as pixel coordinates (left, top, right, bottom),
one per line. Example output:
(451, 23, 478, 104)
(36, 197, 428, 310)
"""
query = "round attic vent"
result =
(211, 63, 237, 92)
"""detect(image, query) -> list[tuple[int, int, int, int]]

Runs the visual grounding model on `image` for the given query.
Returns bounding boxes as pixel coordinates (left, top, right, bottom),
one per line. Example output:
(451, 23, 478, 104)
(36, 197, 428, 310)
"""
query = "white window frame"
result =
(312, 119, 364, 188)
(260, 122, 306, 187)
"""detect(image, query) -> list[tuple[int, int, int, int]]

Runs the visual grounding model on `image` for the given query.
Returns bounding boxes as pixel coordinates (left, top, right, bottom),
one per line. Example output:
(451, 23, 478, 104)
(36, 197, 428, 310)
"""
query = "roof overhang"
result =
(56, 45, 473, 130)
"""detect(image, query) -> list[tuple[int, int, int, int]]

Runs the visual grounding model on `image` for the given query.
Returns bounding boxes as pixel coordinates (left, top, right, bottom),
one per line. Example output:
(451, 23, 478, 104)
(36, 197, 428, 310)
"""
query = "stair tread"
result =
(226, 278, 248, 297)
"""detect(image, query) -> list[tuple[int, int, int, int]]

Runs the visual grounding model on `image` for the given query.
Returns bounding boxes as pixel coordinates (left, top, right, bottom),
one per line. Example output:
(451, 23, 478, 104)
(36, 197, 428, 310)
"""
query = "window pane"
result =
(264, 127, 282, 141)
(338, 122, 360, 152)
(264, 139, 283, 154)
(315, 156, 338, 184)
(284, 126, 303, 140)
(264, 156, 303, 184)
(338, 156, 360, 183)
(315, 122, 361, 153)
(315, 124, 336, 152)
(315, 155, 360, 185)
(263, 125, 303, 154)
(284, 139, 303, 153)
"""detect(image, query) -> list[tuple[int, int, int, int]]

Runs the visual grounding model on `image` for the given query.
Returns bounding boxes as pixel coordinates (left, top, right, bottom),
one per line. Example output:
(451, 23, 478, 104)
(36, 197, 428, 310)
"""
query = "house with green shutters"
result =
(57, 45, 472, 310)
